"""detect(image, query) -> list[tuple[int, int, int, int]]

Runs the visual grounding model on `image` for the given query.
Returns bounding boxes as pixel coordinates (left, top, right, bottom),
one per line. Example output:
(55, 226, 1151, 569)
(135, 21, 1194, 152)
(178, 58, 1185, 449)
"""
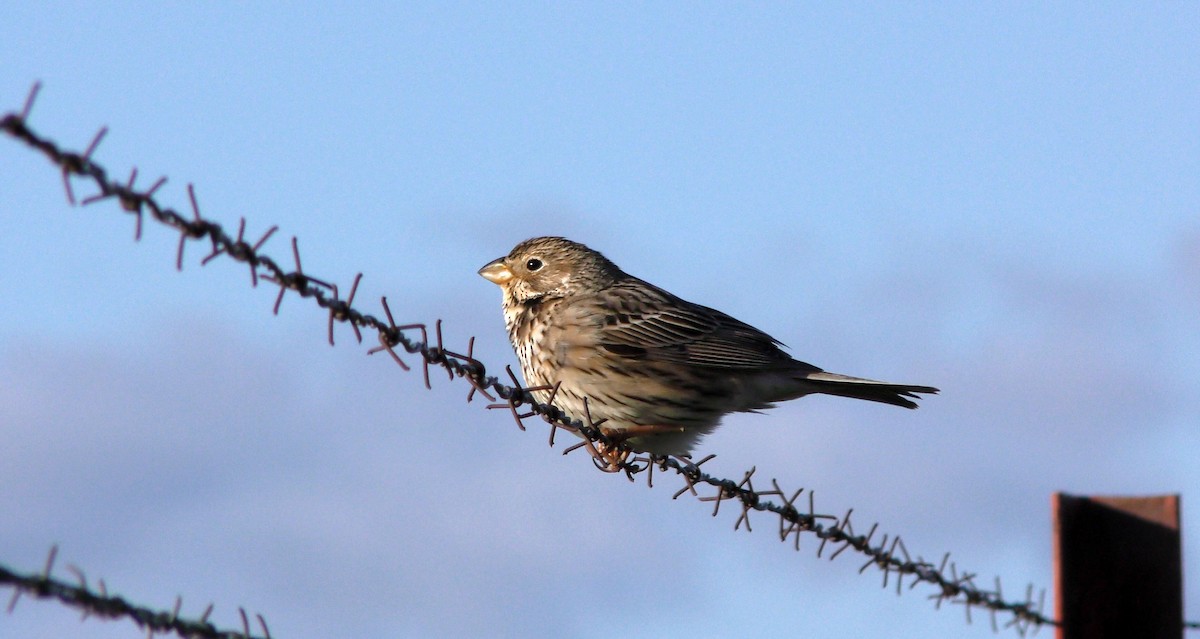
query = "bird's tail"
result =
(802, 371, 939, 409)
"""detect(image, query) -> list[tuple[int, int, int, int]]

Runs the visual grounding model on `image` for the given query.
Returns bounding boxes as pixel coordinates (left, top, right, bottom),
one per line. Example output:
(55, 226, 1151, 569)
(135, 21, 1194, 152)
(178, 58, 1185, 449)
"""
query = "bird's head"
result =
(478, 236, 621, 303)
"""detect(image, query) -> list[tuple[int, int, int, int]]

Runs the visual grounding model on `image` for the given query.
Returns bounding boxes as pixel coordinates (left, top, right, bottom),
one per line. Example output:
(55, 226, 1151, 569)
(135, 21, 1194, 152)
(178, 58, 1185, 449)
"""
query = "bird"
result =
(478, 236, 937, 459)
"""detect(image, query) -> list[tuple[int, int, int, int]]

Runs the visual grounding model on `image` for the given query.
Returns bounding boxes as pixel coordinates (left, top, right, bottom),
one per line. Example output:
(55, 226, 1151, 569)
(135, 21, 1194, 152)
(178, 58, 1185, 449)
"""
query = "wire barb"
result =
(19, 81, 41, 121)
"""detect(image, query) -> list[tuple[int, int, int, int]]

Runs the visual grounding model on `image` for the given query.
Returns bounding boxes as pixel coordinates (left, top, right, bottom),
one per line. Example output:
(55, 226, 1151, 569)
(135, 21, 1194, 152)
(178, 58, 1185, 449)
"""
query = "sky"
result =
(1, 3, 1198, 638)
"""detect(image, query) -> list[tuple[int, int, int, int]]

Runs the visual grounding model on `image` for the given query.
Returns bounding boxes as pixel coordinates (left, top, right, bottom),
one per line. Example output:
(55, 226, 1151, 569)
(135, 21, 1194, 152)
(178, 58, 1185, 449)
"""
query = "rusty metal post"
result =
(1054, 493, 1182, 638)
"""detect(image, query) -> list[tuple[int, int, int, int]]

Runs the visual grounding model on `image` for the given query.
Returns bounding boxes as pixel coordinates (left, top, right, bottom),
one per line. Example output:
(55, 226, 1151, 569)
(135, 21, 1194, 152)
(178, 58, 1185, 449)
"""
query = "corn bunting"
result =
(479, 236, 937, 457)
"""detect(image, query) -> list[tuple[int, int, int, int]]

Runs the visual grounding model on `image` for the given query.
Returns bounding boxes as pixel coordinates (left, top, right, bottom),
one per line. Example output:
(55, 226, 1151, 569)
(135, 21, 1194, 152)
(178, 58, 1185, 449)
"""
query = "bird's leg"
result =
(572, 396, 624, 472)
(590, 444, 629, 473)
(586, 424, 685, 471)
(568, 435, 629, 473)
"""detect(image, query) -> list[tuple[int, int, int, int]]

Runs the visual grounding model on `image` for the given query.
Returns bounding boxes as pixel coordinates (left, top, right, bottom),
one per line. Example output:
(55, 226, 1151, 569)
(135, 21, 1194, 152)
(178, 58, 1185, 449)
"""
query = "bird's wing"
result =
(594, 279, 813, 371)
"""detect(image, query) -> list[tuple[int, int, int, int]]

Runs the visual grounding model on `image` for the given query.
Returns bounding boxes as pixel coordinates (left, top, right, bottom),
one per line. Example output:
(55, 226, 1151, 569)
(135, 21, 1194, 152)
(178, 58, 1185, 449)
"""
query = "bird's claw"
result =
(589, 440, 631, 473)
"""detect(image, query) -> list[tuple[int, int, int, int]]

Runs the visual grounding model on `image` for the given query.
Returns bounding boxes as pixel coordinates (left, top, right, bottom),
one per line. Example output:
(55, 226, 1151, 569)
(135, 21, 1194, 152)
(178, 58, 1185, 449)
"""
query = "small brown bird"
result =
(479, 236, 937, 457)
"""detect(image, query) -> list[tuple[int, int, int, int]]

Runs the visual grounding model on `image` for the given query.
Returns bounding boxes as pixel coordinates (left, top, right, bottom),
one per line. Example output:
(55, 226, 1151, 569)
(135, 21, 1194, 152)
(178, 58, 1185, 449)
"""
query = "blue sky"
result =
(2, 4, 1198, 638)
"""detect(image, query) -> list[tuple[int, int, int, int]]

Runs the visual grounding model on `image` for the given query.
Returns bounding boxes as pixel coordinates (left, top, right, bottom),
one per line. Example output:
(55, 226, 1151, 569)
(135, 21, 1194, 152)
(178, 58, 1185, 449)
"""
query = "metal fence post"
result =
(1054, 493, 1182, 638)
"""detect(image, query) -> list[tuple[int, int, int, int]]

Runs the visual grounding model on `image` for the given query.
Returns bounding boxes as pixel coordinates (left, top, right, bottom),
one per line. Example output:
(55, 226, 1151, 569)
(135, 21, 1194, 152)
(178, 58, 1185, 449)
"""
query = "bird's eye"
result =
(526, 258, 543, 271)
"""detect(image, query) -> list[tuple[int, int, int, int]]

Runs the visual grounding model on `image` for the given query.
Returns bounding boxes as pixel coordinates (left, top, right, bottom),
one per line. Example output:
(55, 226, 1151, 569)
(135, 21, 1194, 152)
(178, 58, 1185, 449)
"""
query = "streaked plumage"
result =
(479, 236, 938, 456)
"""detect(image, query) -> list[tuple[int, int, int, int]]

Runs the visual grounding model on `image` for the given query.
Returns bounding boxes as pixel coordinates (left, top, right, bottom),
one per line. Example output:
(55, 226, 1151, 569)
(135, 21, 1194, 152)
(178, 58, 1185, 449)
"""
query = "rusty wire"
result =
(0, 83, 1067, 636)
(1, 546, 269, 639)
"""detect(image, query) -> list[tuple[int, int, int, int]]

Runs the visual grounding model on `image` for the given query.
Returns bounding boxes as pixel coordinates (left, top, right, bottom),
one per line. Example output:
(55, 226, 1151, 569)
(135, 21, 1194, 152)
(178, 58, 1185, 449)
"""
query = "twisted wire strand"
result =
(1, 546, 269, 639)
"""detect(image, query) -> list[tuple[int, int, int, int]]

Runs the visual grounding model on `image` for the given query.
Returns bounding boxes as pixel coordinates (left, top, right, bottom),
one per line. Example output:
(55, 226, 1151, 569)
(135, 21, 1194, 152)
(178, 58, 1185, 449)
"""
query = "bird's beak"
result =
(478, 258, 513, 285)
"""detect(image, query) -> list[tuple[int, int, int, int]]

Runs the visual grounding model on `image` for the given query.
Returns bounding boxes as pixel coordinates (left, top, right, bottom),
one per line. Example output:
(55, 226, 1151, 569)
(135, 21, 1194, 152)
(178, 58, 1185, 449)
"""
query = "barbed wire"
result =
(1, 546, 269, 639)
(0, 82, 1067, 635)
